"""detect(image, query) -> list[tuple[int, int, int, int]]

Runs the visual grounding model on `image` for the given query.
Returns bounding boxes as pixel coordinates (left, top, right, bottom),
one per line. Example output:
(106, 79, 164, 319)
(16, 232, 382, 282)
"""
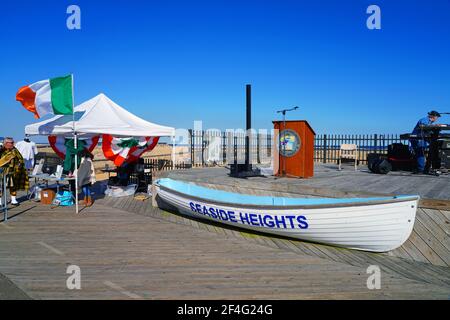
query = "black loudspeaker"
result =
(387, 143, 414, 171)
(367, 153, 392, 174)
(367, 153, 381, 172)
(376, 159, 393, 174)
(388, 143, 411, 158)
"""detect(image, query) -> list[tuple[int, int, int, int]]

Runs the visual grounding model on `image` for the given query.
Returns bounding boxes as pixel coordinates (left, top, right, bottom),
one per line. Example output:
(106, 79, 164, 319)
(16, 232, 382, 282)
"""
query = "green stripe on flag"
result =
(49, 75, 73, 115)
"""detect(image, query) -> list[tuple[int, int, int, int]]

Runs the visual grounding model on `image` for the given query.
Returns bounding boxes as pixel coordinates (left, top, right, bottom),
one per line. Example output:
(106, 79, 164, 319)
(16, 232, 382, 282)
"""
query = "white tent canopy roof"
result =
(25, 93, 175, 137)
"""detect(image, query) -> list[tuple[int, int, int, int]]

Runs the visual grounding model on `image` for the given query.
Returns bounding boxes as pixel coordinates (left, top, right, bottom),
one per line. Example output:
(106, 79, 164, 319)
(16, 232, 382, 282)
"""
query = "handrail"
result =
(0, 168, 8, 222)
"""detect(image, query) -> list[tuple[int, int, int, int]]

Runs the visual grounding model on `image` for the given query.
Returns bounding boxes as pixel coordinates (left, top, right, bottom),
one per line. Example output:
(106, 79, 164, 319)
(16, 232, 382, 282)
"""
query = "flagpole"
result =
(72, 74, 79, 214)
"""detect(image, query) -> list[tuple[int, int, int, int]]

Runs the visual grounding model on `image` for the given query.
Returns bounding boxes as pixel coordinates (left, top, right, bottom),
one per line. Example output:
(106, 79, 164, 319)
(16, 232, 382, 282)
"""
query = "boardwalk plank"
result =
(410, 220, 447, 267)
(386, 245, 414, 261)
(400, 233, 433, 264)
(422, 208, 450, 237)
(415, 212, 450, 266)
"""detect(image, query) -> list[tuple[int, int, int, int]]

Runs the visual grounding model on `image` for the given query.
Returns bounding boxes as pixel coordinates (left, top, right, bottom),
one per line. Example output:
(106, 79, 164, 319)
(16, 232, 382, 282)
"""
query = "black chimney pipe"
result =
(245, 84, 251, 169)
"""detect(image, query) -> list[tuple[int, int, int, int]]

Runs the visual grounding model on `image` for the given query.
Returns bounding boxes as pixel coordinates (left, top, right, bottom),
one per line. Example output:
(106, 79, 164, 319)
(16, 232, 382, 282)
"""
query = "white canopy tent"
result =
(25, 93, 175, 137)
(25, 93, 176, 213)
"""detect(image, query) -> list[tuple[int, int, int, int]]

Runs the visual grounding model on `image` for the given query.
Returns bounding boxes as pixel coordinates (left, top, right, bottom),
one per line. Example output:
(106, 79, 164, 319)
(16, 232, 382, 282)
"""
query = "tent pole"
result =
(74, 133, 79, 214)
(171, 135, 175, 170)
(72, 74, 79, 214)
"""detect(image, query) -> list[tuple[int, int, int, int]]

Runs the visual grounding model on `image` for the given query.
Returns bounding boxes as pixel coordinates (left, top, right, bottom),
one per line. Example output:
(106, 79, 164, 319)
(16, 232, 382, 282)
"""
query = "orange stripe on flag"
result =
(16, 85, 39, 118)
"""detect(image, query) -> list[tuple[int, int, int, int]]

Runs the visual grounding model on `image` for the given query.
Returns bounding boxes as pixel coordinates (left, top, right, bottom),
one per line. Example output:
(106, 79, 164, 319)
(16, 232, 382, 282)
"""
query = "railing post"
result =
(323, 134, 327, 163)
(374, 134, 378, 153)
(313, 135, 317, 162)
(222, 132, 226, 165)
(256, 133, 260, 164)
(234, 136, 237, 163)
(201, 130, 205, 166)
(188, 129, 194, 166)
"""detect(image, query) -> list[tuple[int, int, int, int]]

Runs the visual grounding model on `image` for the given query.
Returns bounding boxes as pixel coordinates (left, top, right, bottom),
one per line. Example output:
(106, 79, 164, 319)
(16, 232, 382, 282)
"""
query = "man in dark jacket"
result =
(410, 111, 441, 173)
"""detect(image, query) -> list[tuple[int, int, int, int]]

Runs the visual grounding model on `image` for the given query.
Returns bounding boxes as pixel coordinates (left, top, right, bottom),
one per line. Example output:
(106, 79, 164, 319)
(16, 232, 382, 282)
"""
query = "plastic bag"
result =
(54, 191, 74, 206)
(29, 184, 45, 200)
(104, 184, 137, 197)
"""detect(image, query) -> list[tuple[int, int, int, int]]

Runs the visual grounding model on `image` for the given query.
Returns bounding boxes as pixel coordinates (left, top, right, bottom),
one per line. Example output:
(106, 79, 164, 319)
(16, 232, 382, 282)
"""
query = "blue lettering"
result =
(219, 209, 228, 221)
(228, 211, 238, 223)
(258, 214, 264, 227)
(263, 215, 275, 228)
(195, 204, 202, 213)
(249, 213, 259, 226)
(189, 202, 196, 212)
(240, 212, 250, 225)
(274, 215, 287, 229)
(285, 215, 296, 229)
(296, 215, 308, 229)
(209, 207, 218, 219)
(202, 206, 210, 216)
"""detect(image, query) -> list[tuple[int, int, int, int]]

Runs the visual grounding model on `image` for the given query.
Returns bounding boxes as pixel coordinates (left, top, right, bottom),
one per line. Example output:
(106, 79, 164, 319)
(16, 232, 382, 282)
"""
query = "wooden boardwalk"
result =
(0, 194, 449, 299)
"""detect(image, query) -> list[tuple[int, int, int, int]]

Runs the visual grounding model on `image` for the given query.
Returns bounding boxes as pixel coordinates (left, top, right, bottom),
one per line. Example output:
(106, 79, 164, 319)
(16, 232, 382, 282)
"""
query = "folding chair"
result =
(338, 144, 358, 171)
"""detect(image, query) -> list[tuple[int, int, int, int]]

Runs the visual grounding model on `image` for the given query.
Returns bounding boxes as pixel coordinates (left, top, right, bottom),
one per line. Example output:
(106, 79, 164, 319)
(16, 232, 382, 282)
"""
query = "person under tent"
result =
(77, 149, 96, 207)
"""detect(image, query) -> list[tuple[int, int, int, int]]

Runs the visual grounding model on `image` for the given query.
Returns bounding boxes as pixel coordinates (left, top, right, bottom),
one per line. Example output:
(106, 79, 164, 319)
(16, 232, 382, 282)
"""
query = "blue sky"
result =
(1, 0, 449, 140)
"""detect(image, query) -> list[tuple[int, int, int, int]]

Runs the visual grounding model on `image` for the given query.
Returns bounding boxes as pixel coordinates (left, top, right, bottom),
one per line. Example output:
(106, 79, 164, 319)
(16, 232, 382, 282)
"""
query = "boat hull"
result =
(155, 185, 418, 252)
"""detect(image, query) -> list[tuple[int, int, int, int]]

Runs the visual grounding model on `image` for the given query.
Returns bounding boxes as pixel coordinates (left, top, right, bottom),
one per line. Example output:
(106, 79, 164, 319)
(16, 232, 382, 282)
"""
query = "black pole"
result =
(282, 110, 286, 175)
(245, 84, 251, 169)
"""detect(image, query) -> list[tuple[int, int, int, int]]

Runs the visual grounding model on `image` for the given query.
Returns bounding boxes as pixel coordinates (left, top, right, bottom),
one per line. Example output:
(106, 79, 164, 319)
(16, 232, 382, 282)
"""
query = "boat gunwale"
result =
(155, 181, 420, 210)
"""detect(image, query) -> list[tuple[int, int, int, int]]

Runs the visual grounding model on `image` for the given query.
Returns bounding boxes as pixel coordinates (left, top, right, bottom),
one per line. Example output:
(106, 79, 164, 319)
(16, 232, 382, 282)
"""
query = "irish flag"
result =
(16, 75, 73, 118)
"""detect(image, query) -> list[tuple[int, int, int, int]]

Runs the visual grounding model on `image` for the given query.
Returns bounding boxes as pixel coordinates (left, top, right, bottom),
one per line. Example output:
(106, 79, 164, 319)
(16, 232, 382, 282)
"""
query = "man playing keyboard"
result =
(410, 110, 441, 174)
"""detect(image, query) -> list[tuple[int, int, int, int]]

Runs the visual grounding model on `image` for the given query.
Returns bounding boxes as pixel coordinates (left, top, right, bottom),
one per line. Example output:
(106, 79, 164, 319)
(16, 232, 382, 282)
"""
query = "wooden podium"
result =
(273, 120, 315, 178)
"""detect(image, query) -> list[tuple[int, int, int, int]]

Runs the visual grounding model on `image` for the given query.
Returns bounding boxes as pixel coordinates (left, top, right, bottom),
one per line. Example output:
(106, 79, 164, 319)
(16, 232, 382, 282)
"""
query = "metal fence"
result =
(142, 158, 192, 171)
(314, 134, 408, 164)
(187, 131, 410, 166)
(35, 132, 410, 171)
(188, 130, 273, 167)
